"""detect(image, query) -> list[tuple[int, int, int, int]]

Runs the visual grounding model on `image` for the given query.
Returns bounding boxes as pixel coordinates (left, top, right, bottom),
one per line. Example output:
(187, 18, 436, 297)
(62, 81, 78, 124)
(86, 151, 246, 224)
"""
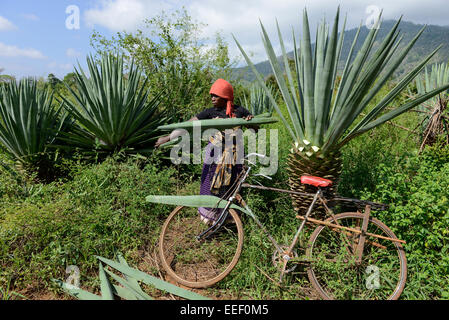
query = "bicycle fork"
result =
(196, 167, 252, 241)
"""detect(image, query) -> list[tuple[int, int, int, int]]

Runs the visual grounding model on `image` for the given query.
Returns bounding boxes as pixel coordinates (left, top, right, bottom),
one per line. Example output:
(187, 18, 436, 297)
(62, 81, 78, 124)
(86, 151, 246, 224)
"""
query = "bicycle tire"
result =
(159, 206, 244, 288)
(306, 212, 407, 300)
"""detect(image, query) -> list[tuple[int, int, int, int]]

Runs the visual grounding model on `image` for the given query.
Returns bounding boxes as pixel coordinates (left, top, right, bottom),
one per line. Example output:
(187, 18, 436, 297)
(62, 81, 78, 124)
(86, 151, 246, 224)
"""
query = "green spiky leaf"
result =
(157, 116, 278, 132)
(96, 256, 210, 300)
(60, 53, 170, 157)
(52, 279, 102, 300)
(233, 7, 446, 155)
(146, 195, 250, 216)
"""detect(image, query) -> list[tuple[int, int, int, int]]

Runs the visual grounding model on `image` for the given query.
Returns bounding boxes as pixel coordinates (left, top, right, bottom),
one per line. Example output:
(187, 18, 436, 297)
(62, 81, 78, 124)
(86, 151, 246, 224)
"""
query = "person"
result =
(155, 79, 254, 224)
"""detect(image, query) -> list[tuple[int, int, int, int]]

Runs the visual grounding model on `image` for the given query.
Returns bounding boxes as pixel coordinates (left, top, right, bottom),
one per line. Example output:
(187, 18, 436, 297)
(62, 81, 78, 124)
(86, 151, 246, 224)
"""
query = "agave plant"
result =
(60, 53, 170, 158)
(54, 253, 208, 300)
(157, 115, 277, 132)
(233, 7, 449, 211)
(413, 63, 449, 150)
(240, 82, 277, 116)
(0, 78, 67, 177)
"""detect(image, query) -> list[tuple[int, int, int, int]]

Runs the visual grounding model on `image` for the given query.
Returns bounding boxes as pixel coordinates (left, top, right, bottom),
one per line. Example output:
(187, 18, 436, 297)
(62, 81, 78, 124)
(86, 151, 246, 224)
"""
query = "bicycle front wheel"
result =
(159, 206, 244, 288)
(306, 212, 407, 300)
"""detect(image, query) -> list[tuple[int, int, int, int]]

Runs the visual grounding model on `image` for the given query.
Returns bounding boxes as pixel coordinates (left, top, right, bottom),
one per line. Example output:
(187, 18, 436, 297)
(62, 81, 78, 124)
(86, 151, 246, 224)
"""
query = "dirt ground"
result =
(8, 246, 320, 301)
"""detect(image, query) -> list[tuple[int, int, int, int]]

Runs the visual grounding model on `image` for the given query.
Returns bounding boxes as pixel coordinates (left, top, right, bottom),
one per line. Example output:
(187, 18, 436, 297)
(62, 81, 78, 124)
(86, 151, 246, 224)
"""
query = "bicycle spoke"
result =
(307, 213, 407, 300)
(159, 206, 244, 288)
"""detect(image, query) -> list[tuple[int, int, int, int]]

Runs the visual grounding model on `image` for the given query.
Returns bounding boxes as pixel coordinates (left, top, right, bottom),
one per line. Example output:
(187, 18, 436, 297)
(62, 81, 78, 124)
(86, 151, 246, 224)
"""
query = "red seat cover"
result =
(300, 175, 332, 188)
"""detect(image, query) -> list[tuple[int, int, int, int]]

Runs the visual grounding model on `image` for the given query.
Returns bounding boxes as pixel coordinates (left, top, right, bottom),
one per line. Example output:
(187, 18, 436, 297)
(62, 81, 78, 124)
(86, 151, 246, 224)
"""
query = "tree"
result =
(63, 72, 77, 88)
(47, 73, 61, 89)
(0, 68, 15, 84)
(90, 8, 236, 121)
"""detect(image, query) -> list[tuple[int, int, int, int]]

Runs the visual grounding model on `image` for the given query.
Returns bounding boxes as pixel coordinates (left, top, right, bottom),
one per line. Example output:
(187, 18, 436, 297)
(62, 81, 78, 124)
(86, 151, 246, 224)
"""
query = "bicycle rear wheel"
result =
(159, 206, 244, 288)
(306, 212, 407, 300)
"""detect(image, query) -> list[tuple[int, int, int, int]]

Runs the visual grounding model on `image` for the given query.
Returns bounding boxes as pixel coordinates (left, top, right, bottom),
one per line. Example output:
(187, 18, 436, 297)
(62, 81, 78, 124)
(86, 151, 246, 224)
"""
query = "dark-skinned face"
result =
(211, 94, 227, 108)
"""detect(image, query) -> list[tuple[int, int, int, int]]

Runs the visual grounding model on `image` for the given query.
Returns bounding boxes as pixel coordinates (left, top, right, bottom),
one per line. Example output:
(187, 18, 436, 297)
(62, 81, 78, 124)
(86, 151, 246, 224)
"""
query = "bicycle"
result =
(156, 153, 407, 300)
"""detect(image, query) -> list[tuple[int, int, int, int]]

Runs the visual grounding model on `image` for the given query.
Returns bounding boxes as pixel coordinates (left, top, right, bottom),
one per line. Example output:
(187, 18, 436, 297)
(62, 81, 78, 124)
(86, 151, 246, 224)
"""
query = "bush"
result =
(0, 156, 177, 291)
(359, 143, 449, 299)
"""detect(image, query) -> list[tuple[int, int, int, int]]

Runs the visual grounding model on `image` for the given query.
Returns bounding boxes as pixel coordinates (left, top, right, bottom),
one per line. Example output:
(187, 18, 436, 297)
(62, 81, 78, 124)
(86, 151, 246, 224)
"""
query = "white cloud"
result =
(0, 16, 17, 31)
(66, 48, 82, 58)
(0, 42, 46, 59)
(82, 0, 449, 65)
(188, 0, 328, 64)
(84, 0, 172, 31)
(186, 0, 449, 64)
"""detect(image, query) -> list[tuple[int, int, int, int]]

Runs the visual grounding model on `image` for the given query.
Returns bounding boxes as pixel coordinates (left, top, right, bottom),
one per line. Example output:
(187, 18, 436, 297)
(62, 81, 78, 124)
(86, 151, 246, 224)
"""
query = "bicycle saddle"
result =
(300, 175, 332, 188)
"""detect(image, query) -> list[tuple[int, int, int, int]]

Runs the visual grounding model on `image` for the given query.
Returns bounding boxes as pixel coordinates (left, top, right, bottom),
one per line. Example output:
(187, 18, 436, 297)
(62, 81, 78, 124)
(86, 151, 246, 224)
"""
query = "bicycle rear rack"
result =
(241, 183, 389, 211)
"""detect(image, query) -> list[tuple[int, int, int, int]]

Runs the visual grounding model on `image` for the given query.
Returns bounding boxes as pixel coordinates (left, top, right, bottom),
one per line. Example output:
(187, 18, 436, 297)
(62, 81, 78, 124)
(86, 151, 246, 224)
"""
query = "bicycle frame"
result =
(237, 180, 325, 281)
(196, 155, 325, 268)
(195, 153, 405, 282)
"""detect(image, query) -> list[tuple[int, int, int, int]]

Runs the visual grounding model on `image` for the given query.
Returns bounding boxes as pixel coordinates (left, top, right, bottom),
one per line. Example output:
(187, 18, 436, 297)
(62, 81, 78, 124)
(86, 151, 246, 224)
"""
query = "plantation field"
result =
(1, 8, 448, 301)
(0, 101, 448, 300)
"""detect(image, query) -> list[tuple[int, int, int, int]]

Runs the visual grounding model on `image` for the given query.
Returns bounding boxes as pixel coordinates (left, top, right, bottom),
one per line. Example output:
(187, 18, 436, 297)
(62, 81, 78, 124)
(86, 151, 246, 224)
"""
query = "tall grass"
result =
(0, 155, 176, 295)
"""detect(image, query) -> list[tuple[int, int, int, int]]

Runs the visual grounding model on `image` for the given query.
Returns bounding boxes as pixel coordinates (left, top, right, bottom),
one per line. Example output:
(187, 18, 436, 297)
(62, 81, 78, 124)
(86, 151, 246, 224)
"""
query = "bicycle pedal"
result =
(272, 246, 298, 273)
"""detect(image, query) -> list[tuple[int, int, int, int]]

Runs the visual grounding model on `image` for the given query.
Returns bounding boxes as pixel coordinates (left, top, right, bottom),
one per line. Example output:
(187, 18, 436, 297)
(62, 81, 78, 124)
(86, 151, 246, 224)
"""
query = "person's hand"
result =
(155, 135, 170, 148)
(244, 115, 258, 132)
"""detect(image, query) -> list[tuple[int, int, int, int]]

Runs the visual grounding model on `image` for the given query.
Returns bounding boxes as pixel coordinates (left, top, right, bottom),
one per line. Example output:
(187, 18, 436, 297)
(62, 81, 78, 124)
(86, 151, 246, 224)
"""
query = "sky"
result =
(1, 0, 448, 80)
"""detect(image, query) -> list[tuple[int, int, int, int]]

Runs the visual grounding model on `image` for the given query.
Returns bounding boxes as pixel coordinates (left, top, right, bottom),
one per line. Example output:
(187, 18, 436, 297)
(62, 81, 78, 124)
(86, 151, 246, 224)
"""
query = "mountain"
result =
(232, 20, 449, 82)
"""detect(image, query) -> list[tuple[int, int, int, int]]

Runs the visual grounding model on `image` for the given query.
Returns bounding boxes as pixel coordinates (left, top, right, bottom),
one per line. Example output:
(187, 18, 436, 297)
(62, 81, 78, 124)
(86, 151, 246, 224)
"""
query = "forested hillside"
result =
(233, 20, 449, 81)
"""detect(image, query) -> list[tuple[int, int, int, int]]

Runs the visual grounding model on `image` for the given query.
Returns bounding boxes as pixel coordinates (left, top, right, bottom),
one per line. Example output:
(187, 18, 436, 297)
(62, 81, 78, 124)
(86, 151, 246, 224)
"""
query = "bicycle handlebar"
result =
(245, 153, 267, 159)
(242, 153, 273, 180)
(331, 196, 389, 211)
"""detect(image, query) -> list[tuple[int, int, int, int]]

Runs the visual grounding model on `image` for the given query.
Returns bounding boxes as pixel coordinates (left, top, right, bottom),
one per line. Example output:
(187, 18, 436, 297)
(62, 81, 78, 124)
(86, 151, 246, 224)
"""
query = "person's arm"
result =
(154, 116, 198, 148)
(241, 108, 258, 131)
(246, 115, 259, 132)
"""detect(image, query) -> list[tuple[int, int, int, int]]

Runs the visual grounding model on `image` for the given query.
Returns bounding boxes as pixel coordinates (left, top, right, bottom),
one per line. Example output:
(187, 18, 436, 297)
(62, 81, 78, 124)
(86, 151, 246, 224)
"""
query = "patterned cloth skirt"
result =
(198, 142, 242, 221)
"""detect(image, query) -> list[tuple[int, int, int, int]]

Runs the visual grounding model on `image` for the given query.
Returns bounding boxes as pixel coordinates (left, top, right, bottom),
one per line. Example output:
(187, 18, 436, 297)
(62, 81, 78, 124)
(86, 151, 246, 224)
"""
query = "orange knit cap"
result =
(209, 79, 235, 118)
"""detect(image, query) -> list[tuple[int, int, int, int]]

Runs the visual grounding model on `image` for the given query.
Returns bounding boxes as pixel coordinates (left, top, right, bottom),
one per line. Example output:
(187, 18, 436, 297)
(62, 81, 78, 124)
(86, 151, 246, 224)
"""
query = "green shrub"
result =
(359, 143, 449, 299)
(0, 156, 177, 291)
(90, 8, 236, 121)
